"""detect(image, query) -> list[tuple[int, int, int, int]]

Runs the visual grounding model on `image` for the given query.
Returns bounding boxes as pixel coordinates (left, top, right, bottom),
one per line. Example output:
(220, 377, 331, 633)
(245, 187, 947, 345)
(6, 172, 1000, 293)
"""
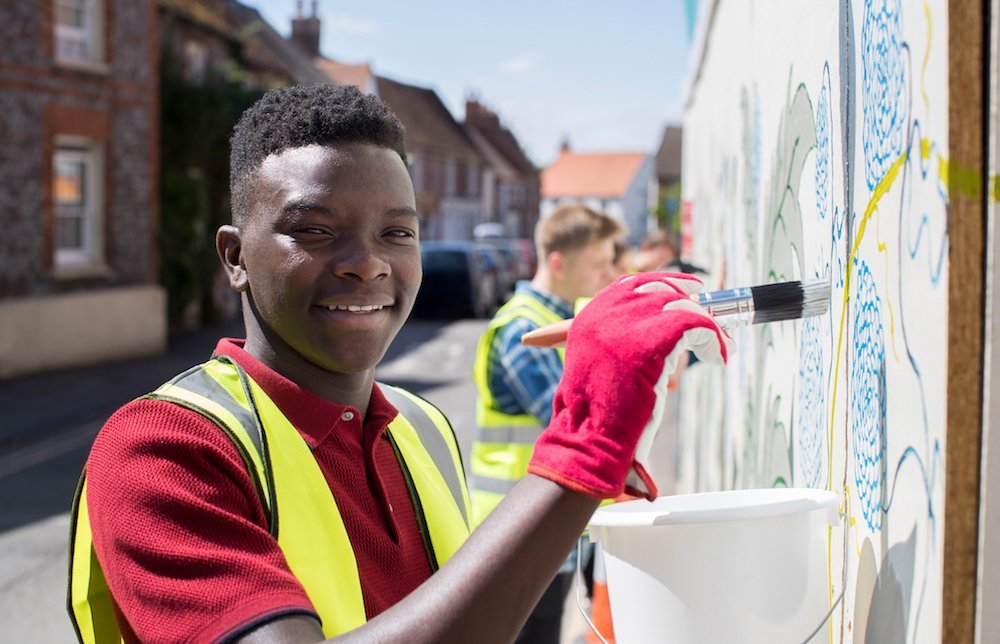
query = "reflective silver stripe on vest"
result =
(470, 474, 517, 496)
(474, 424, 545, 445)
(168, 367, 264, 456)
(380, 384, 469, 527)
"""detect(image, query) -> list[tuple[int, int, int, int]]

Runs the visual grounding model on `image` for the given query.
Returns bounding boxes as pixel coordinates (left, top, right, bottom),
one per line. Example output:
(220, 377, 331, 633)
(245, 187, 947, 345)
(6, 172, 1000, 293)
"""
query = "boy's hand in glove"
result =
(526, 272, 734, 500)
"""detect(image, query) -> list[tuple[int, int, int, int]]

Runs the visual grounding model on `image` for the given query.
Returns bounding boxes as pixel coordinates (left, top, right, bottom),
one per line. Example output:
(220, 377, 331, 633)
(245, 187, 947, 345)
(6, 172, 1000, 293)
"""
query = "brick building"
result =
(464, 99, 540, 239)
(159, 0, 326, 87)
(0, 1, 164, 379)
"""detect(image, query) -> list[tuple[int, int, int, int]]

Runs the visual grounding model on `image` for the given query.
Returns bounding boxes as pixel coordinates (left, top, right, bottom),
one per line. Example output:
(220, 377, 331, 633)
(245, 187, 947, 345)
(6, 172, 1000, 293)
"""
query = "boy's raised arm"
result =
(238, 272, 732, 643)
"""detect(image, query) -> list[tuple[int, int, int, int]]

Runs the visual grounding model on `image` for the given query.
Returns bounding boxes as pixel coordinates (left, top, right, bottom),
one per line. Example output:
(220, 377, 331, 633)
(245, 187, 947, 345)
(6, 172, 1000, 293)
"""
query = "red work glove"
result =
(527, 272, 734, 500)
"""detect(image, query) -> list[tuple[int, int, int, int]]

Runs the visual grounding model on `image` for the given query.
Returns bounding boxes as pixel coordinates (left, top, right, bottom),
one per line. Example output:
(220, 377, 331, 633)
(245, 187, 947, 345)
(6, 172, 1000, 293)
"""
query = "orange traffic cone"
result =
(585, 546, 615, 643)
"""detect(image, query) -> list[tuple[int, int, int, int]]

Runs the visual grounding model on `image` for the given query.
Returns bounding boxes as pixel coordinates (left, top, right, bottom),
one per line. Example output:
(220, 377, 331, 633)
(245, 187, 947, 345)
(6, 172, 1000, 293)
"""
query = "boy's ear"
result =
(547, 250, 565, 278)
(217, 225, 249, 292)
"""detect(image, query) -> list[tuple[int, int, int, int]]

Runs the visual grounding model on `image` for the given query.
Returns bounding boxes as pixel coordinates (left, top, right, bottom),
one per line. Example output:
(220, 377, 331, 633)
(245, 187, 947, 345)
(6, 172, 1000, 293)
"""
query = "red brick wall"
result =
(0, 0, 159, 296)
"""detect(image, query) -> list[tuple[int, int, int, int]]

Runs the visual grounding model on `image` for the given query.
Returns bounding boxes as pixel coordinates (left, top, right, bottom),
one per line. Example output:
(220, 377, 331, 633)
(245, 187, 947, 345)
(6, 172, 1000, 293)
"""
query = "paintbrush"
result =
(521, 279, 831, 348)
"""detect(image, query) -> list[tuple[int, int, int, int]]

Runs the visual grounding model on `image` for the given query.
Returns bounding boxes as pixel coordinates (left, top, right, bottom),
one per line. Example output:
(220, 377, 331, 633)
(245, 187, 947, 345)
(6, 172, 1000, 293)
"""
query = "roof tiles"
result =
(541, 151, 647, 199)
(374, 76, 480, 158)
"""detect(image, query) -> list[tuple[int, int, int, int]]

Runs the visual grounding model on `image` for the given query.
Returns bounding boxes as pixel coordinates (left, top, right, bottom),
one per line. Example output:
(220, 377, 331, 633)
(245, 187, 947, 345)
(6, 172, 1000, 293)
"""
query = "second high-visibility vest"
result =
(470, 292, 566, 525)
(68, 355, 471, 643)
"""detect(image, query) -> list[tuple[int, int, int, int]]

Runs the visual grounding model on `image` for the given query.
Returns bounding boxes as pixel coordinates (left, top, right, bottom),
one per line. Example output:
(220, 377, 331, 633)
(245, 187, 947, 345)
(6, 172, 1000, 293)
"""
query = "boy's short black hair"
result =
(229, 83, 407, 224)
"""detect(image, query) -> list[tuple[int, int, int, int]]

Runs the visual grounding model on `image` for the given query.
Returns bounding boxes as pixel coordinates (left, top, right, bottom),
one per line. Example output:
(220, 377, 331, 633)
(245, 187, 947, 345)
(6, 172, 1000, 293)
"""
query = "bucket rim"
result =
(588, 488, 839, 528)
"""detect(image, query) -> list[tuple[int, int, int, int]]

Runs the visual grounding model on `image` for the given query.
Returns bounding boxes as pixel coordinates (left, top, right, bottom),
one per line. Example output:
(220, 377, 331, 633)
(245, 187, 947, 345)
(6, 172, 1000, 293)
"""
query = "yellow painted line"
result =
(923, 136, 997, 200)
(827, 151, 907, 490)
(823, 141, 944, 637)
(940, 154, 985, 198)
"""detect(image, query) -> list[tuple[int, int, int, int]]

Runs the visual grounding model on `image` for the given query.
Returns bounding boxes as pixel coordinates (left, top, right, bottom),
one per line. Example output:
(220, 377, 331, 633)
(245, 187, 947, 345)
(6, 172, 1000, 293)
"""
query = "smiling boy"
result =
(68, 84, 733, 643)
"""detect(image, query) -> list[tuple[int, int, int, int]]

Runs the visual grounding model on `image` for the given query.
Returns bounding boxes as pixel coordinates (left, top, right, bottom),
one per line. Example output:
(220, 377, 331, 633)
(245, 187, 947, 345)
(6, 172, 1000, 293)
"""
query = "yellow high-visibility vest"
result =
(68, 355, 471, 643)
(470, 292, 566, 525)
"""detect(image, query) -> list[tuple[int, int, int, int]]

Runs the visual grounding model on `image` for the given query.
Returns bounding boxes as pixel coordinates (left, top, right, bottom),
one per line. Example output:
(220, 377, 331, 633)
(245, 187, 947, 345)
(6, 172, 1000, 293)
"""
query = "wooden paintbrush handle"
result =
(520, 319, 572, 348)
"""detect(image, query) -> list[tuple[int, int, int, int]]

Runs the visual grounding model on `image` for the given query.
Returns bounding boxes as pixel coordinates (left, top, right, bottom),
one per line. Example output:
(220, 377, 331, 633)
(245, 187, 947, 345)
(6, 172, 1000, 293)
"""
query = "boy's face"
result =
(560, 238, 617, 301)
(227, 142, 420, 376)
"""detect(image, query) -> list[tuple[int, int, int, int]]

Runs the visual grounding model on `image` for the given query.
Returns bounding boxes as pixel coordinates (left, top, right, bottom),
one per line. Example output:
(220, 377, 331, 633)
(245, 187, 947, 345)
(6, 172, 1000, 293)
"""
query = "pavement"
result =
(0, 318, 246, 453)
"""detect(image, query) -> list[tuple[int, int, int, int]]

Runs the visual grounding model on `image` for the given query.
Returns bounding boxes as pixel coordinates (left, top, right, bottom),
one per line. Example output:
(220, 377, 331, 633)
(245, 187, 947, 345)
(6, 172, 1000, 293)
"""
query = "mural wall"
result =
(678, 1, 948, 641)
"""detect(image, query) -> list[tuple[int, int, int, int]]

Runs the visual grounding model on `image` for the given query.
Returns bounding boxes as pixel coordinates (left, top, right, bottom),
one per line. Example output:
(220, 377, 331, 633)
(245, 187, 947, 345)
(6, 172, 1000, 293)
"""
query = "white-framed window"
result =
(53, 139, 104, 270)
(467, 163, 479, 198)
(509, 182, 523, 207)
(182, 40, 208, 84)
(54, 0, 104, 65)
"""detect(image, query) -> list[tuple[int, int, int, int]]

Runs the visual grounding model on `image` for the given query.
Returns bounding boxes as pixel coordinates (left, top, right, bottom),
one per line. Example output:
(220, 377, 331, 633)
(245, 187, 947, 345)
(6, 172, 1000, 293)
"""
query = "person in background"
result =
(67, 84, 732, 644)
(612, 238, 633, 278)
(631, 229, 679, 272)
(633, 229, 709, 276)
(470, 204, 621, 642)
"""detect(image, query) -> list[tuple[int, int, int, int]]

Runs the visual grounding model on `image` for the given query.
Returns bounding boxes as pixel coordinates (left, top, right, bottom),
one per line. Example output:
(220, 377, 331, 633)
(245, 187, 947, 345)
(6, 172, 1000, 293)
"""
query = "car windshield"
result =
(421, 249, 467, 271)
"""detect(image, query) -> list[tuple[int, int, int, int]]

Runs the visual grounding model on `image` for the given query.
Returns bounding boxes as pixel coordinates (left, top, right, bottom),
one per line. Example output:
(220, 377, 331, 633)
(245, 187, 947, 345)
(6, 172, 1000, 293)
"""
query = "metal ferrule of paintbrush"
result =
(693, 280, 830, 328)
(693, 286, 757, 326)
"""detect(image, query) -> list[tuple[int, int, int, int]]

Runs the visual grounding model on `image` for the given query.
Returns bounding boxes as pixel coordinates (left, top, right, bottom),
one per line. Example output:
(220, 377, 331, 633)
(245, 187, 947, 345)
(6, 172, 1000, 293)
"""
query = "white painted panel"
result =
(678, 1, 948, 641)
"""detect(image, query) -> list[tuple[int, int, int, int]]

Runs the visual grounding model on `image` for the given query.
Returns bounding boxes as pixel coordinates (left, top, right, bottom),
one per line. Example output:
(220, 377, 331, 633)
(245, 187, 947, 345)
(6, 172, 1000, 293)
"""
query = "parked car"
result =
(475, 237, 537, 295)
(474, 243, 517, 308)
(413, 241, 502, 319)
(489, 245, 520, 302)
(505, 238, 537, 280)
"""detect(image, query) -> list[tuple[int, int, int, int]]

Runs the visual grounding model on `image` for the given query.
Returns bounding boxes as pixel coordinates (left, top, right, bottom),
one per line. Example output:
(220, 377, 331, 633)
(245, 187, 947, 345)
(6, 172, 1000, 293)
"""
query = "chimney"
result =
(465, 98, 502, 129)
(559, 138, 571, 155)
(466, 99, 485, 123)
(291, 0, 322, 58)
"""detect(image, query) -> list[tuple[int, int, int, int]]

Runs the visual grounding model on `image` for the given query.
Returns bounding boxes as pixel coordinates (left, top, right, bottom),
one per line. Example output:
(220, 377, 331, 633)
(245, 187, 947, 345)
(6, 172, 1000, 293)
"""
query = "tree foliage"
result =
(158, 48, 263, 328)
(653, 181, 683, 235)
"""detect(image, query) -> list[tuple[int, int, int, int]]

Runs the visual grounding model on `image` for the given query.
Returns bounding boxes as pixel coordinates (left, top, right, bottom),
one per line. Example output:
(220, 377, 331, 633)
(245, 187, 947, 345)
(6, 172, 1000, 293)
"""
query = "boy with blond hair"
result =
(470, 204, 622, 642)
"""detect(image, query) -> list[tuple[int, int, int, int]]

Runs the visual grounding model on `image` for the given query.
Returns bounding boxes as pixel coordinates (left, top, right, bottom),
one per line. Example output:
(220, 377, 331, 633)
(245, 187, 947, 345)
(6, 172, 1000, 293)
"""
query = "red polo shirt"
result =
(85, 339, 436, 642)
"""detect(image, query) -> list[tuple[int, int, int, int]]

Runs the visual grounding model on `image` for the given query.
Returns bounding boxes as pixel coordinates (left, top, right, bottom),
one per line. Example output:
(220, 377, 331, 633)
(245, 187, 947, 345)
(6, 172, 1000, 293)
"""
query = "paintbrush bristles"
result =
(747, 279, 829, 324)
(693, 279, 830, 327)
(750, 281, 805, 324)
(800, 280, 831, 318)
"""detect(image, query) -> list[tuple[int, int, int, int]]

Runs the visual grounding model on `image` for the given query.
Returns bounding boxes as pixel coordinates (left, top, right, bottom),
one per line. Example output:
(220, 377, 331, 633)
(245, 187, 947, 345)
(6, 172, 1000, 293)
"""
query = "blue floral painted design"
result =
(797, 314, 827, 488)
(861, 0, 907, 190)
(850, 262, 887, 531)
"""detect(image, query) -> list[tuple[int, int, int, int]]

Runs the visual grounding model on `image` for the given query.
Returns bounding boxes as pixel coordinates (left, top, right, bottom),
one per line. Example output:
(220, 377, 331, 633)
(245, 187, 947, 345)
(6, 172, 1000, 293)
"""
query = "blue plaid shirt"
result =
(485, 282, 589, 573)
(487, 282, 574, 426)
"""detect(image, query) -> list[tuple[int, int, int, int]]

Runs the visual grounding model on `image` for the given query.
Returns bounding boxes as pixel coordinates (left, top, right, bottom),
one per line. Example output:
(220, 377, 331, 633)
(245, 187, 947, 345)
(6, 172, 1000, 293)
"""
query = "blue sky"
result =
(245, 1, 693, 167)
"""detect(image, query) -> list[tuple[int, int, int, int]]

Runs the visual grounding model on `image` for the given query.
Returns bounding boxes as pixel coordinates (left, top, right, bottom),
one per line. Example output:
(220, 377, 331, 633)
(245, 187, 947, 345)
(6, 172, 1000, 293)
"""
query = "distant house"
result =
(655, 125, 682, 189)
(654, 125, 683, 233)
(291, 5, 491, 240)
(375, 76, 488, 240)
(540, 145, 657, 245)
(0, 0, 164, 379)
(160, 0, 325, 88)
(226, 1, 328, 86)
(159, 0, 238, 84)
(463, 100, 540, 239)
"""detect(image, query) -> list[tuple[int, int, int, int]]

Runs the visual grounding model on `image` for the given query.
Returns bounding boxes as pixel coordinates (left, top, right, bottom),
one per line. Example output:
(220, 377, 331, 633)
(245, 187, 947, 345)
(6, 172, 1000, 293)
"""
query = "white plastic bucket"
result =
(588, 488, 839, 644)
